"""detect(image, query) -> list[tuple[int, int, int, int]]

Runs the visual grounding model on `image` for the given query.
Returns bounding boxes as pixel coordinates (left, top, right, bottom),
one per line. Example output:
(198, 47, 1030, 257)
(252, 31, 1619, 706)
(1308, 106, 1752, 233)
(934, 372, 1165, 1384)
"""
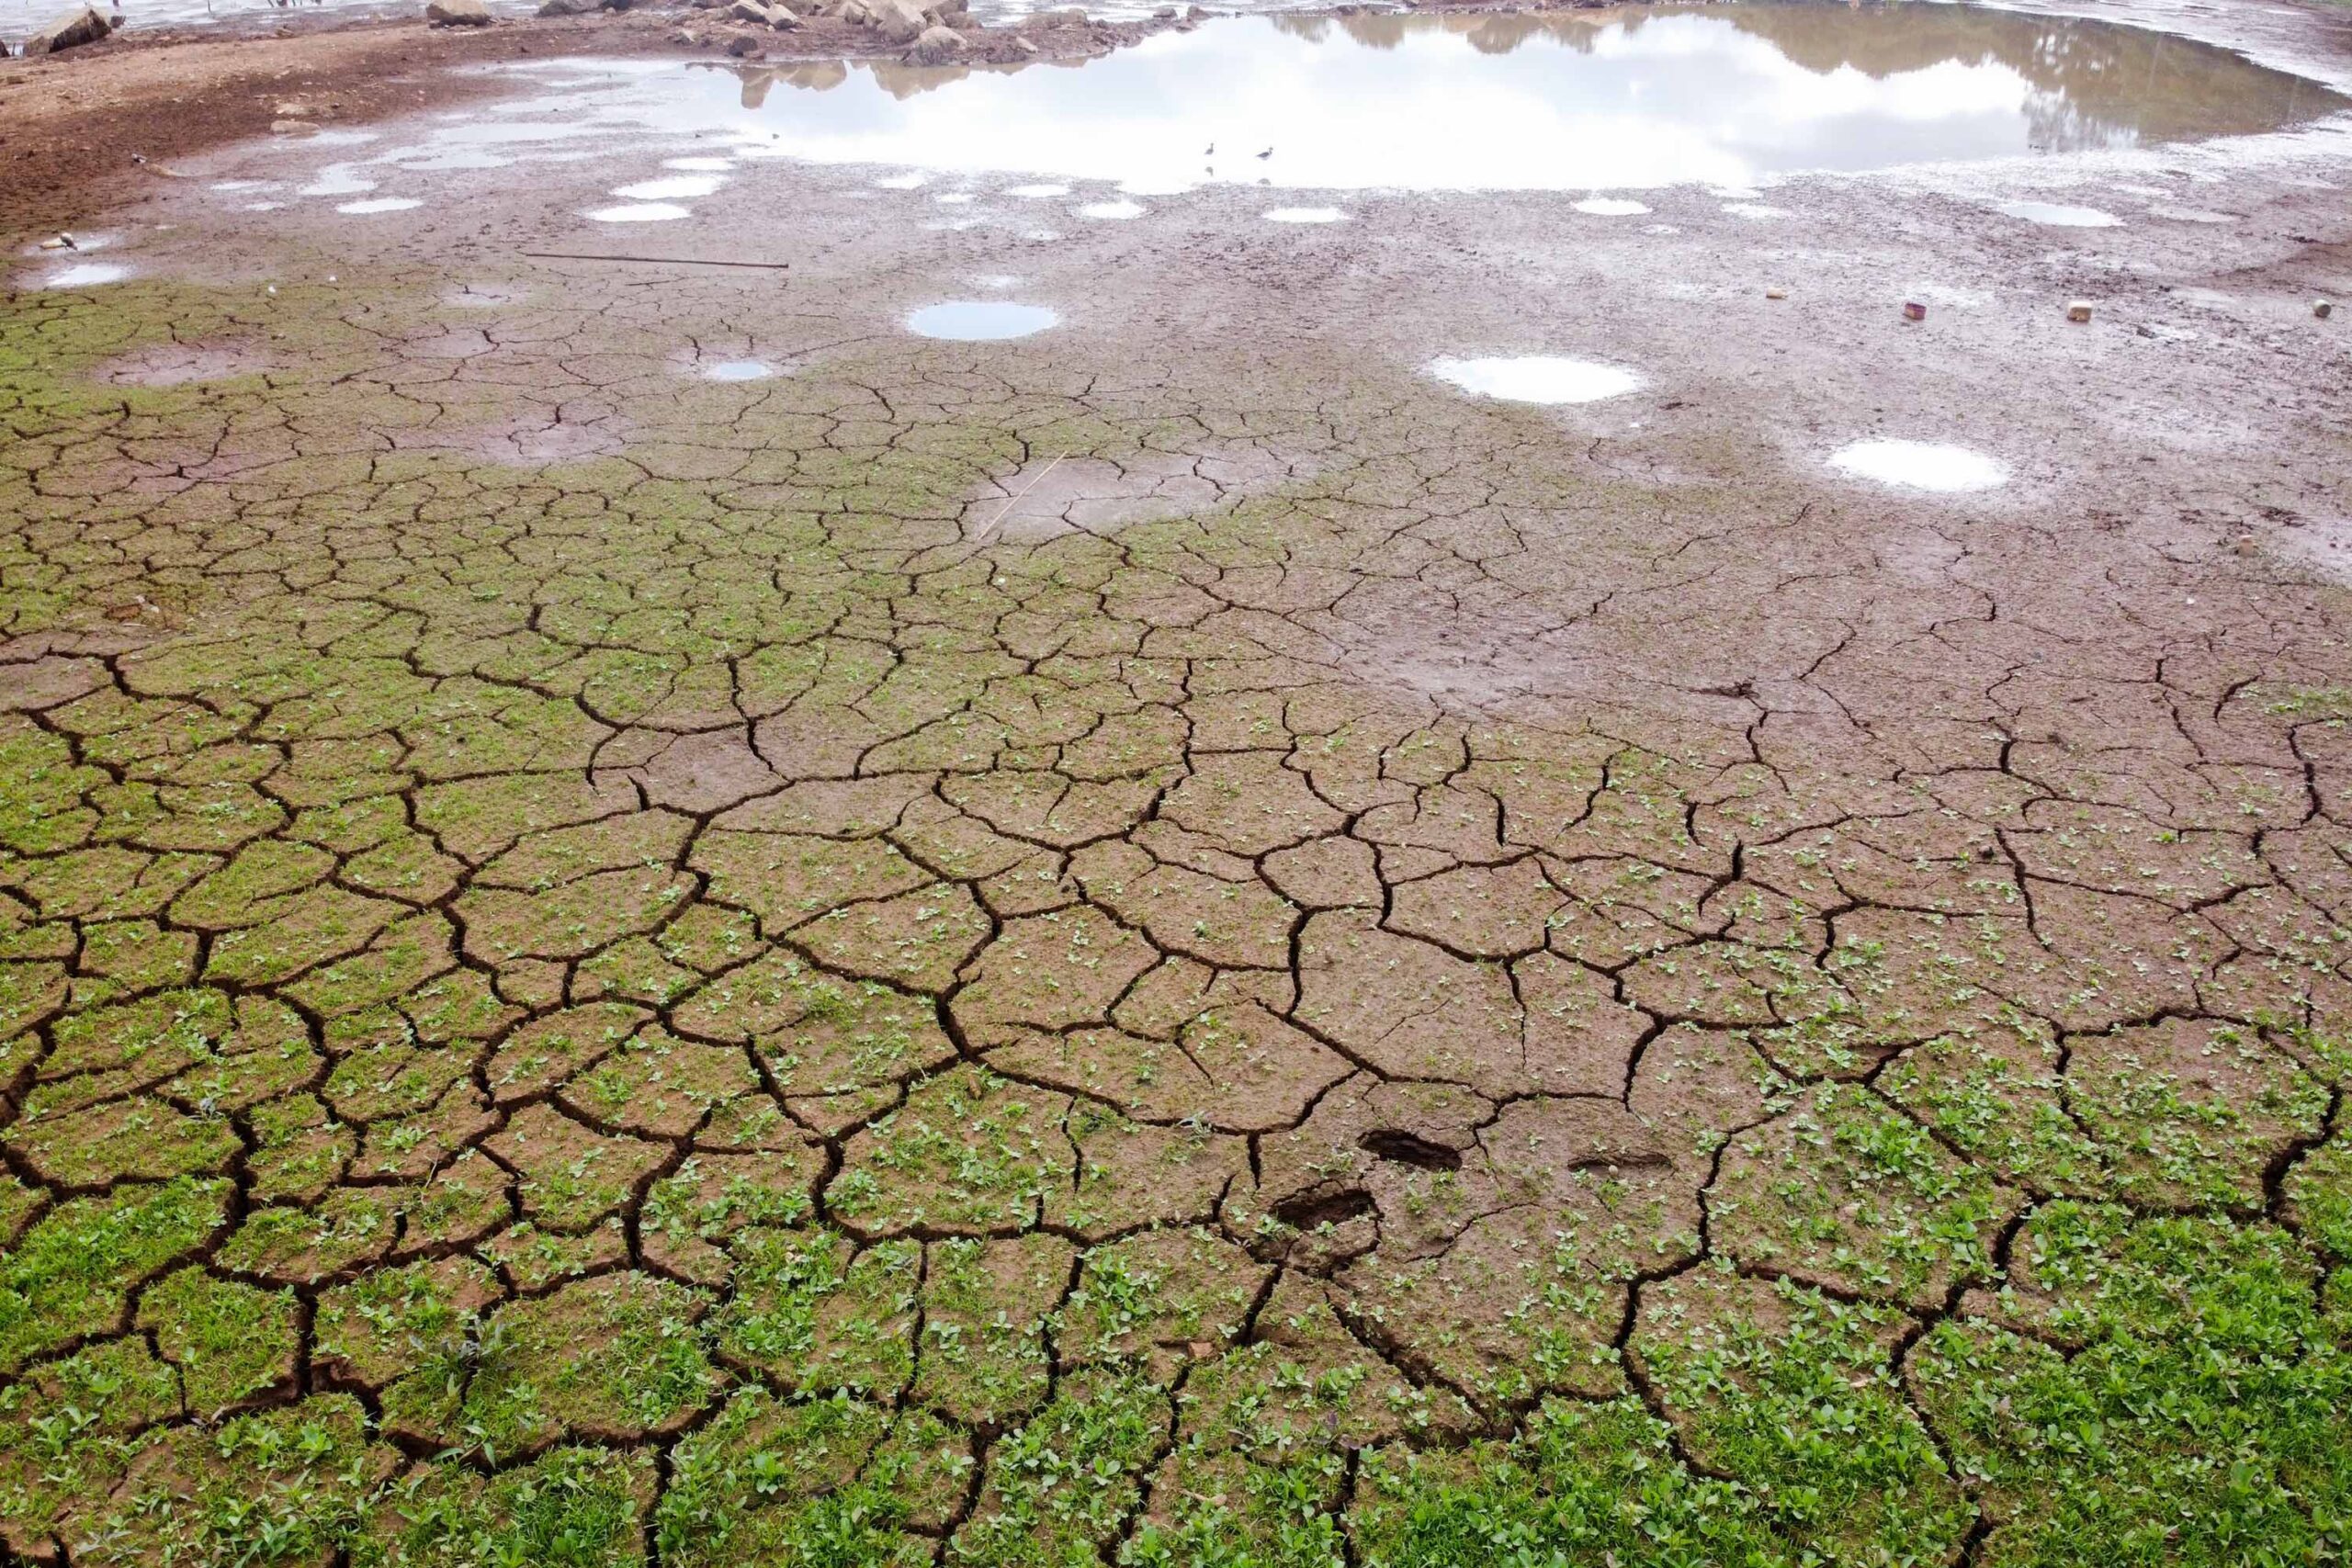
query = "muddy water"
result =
(385, 6, 2352, 198)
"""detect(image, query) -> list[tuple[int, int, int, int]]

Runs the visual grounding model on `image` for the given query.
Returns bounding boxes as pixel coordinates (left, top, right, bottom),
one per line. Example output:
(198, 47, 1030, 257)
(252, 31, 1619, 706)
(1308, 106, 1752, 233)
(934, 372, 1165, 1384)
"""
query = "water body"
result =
(907, 301, 1060, 340)
(1430, 355, 1643, 404)
(416, 7, 2350, 197)
(1828, 438, 2009, 491)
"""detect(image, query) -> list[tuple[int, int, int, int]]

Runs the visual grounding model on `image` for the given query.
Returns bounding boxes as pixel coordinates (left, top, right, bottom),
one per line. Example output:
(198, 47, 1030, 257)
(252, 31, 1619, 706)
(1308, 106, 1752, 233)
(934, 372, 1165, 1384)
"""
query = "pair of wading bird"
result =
(1204, 142, 1274, 174)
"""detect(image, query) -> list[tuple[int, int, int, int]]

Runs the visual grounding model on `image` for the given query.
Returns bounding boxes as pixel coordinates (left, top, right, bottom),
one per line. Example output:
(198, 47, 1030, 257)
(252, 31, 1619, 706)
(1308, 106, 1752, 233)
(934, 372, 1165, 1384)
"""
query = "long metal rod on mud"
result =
(518, 252, 793, 269)
(975, 453, 1065, 543)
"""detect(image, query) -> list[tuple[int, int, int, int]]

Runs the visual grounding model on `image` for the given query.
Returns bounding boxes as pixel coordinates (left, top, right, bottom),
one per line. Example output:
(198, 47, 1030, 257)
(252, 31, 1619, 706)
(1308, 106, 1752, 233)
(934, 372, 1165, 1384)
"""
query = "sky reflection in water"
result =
(430, 7, 2349, 196)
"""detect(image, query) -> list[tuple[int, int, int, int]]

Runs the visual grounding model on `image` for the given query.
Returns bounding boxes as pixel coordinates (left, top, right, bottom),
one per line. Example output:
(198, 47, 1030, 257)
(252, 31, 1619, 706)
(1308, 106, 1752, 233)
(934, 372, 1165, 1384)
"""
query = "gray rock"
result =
(537, 0, 594, 15)
(425, 0, 492, 23)
(764, 3, 797, 25)
(868, 0, 924, 43)
(724, 28, 761, 52)
(23, 6, 111, 54)
(726, 0, 771, 20)
(907, 21, 961, 60)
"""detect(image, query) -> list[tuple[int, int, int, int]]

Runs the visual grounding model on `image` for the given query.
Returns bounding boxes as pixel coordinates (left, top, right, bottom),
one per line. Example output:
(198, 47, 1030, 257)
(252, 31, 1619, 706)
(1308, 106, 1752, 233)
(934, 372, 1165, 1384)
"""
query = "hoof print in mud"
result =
(1357, 1128, 1465, 1172)
(1252, 1186, 1379, 1273)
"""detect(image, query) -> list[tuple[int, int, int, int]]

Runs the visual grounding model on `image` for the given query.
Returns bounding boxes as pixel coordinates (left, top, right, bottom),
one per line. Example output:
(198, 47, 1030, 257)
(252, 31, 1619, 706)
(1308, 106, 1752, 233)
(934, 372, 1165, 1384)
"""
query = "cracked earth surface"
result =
(6, 9, 2352, 1562)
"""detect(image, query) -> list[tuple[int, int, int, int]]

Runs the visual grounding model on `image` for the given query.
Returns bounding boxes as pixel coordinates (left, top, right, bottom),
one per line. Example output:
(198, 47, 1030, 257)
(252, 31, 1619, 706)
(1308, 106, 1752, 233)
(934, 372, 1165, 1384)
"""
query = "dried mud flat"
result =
(4, 0, 2352, 1563)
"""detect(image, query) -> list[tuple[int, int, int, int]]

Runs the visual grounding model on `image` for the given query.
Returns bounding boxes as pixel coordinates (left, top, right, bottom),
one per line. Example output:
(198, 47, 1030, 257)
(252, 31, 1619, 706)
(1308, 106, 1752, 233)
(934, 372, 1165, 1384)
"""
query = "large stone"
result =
(23, 6, 111, 54)
(424, 0, 492, 24)
(907, 22, 962, 61)
(868, 0, 924, 43)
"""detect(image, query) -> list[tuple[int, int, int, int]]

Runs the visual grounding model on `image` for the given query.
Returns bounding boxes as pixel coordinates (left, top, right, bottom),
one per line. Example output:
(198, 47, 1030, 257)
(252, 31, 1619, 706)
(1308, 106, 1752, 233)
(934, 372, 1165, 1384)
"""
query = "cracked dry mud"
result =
(6, 23, 2352, 1568)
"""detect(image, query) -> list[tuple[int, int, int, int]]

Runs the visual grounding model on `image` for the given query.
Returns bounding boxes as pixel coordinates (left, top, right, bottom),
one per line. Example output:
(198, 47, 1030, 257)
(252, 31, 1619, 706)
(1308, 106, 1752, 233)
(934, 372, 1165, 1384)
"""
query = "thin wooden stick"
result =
(974, 454, 1064, 542)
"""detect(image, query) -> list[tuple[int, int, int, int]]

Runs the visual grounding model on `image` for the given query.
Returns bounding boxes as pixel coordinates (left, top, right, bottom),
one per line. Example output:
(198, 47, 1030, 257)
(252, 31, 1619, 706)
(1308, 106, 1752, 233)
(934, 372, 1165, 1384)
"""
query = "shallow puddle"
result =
(458, 7, 2346, 197)
(585, 202, 692, 222)
(40, 263, 130, 288)
(907, 301, 1060, 340)
(702, 360, 776, 380)
(1828, 438, 2008, 492)
(1430, 355, 1642, 405)
(1996, 199, 2123, 226)
(615, 175, 727, 200)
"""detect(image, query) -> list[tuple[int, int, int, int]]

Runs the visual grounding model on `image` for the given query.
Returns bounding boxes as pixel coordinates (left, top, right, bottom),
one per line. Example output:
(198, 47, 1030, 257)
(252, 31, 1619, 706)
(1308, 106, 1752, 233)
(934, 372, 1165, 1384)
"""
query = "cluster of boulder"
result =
(693, 0, 972, 60)
(424, 0, 973, 62)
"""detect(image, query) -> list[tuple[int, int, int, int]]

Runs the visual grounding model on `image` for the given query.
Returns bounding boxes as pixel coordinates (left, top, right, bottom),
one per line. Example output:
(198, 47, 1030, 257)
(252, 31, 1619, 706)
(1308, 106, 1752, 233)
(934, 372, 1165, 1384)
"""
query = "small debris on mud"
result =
(2066, 299, 2094, 323)
(1903, 299, 1928, 322)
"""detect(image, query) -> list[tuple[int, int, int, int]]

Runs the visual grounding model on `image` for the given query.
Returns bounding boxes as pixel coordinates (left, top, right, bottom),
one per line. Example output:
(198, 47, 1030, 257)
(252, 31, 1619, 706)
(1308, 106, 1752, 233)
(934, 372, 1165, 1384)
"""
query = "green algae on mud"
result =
(3, 245, 2352, 1568)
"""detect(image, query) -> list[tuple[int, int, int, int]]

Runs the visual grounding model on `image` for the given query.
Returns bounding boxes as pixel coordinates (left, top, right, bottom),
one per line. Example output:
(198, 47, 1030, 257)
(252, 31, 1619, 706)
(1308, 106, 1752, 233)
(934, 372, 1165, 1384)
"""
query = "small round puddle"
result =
(1574, 197, 1650, 216)
(397, 150, 514, 172)
(1266, 206, 1346, 223)
(907, 301, 1059, 341)
(585, 203, 691, 222)
(1995, 199, 2121, 227)
(1079, 199, 1144, 220)
(299, 166, 375, 197)
(43, 262, 130, 288)
(702, 360, 775, 381)
(1828, 439, 2008, 493)
(337, 197, 422, 215)
(1430, 355, 1641, 405)
(615, 175, 725, 200)
(1007, 183, 1069, 198)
